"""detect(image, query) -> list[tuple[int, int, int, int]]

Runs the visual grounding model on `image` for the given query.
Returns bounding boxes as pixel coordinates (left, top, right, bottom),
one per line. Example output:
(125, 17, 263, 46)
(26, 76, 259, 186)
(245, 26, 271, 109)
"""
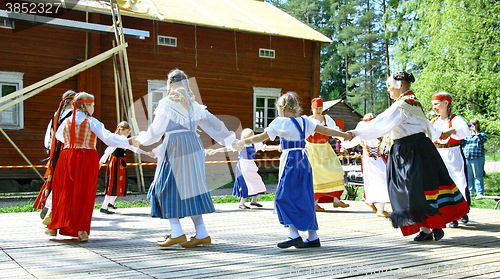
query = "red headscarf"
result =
(432, 95, 452, 103)
(311, 97, 324, 108)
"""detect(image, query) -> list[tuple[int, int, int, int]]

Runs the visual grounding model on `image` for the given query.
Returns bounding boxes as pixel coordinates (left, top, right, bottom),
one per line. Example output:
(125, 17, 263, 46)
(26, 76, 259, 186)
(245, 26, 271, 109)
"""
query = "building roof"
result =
(71, 0, 332, 43)
(322, 99, 343, 112)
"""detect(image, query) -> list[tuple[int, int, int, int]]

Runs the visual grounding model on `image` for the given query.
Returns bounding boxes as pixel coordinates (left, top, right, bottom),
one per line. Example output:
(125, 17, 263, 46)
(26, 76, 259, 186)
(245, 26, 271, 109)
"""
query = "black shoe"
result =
(100, 208, 115, 214)
(250, 202, 263, 208)
(448, 221, 459, 228)
(460, 215, 469, 224)
(40, 207, 49, 219)
(298, 238, 321, 248)
(432, 229, 445, 241)
(277, 237, 303, 248)
(238, 205, 250, 209)
(108, 203, 117, 210)
(414, 231, 433, 241)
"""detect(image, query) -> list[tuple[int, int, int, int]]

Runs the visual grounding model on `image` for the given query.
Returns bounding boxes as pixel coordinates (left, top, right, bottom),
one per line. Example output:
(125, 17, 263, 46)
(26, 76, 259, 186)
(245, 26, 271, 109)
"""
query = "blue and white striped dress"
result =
(136, 89, 235, 219)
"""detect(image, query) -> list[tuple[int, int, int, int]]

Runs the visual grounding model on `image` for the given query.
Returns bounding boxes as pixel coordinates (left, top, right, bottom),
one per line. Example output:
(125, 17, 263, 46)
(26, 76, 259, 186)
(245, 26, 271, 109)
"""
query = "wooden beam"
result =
(0, 43, 128, 112)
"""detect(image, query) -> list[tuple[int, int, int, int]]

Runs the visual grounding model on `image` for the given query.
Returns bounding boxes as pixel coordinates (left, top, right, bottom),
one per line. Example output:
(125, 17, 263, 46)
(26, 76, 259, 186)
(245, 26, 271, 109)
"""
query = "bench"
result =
(481, 196, 500, 210)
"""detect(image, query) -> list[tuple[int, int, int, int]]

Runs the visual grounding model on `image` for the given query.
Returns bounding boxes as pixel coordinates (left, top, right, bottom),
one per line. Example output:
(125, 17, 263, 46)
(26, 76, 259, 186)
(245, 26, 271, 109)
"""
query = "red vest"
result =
(306, 116, 330, 144)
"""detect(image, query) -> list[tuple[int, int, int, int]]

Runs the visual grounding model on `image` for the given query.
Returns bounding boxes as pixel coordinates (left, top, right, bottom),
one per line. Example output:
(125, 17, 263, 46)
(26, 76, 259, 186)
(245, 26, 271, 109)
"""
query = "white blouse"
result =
(351, 102, 442, 141)
(308, 114, 340, 131)
(56, 111, 130, 149)
(432, 115, 470, 144)
(265, 116, 318, 141)
(136, 106, 236, 147)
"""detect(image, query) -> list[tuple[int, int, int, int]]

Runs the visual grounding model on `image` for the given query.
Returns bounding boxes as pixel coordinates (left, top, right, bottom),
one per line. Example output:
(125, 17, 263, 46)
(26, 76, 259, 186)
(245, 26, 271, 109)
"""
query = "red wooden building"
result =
(0, 0, 331, 189)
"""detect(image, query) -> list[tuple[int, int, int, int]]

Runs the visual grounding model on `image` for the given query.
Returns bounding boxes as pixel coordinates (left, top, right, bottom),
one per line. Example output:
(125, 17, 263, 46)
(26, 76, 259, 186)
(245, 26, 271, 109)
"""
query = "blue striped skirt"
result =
(148, 131, 215, 219)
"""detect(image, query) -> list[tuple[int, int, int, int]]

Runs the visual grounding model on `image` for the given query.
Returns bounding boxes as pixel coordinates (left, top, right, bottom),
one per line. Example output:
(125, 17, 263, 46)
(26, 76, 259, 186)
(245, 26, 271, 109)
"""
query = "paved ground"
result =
(1, 201, 499, 278)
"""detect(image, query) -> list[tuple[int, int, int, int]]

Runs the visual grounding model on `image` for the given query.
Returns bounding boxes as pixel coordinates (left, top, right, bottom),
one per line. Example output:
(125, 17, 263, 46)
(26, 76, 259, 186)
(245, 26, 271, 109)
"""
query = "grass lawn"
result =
(1, 172, 498, 213)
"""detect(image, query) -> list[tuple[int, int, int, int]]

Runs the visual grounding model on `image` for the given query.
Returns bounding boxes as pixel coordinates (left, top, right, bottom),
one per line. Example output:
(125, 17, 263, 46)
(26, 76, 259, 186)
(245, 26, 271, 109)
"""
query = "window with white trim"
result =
(253, 87, 281, 132)
(0, 19, 14, 29)
(147, 80, 167, 124)
(259, 48, 275, 58)
(158, 35, 177, 47)
(0, 71, 24, 129)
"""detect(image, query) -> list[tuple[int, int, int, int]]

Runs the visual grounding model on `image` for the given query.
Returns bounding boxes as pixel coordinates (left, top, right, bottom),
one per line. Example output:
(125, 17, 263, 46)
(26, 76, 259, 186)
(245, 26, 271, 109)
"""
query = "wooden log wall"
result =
(0, 9, 322, 180)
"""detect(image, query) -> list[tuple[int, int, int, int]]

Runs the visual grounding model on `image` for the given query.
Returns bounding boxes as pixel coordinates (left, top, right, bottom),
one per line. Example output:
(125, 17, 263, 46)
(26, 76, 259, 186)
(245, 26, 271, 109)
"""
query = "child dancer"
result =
(233, 92, 353, 248)
(99, 121, 154, 214)
(207, 128, 280, 209)
(343, 113, 391, 217)
(131, 69, 236, 248)
(306, 97, 349, 211)
(431, 92, 471, 227)
(348, 72, 469, 242)
(46, 92, 133, 242)
(34, 90, 76, 226)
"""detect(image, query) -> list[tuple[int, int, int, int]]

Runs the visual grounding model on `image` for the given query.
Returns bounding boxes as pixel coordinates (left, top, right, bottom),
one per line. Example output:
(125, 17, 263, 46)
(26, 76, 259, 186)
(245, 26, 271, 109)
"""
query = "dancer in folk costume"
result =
(99, 121, 154, 214)
(348, 72, 469, 241)
(233, 92, 353, 248)
(207, 128, 280, 209)
(46, 93, 133, 242)
(306, 97, 349, 211)
(34, 90, 76, 226)
(131, 69, 236, 248)
(431, 92, 471, 228)
(343, 113, 391, 217)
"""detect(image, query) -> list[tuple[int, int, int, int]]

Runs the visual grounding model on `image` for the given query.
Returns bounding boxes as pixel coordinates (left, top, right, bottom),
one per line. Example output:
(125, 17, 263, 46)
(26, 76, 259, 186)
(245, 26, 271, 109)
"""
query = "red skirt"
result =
(48, 148, 99, 237)
(104, 155, 127, 196)
(315, 191, 343, 203)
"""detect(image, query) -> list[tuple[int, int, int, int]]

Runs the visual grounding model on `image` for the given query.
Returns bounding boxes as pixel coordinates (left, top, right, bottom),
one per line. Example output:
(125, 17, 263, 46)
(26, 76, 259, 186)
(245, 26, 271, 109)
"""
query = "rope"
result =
(0, 155, 364, 169)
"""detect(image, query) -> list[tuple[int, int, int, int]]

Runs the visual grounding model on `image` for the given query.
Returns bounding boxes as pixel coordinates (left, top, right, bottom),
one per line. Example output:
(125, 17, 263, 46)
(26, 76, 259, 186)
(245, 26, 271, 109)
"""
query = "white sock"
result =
(307, 230, 318, 242)
(289, 225, 300, 239)
(191, 215, 209, 239)
(109, 196, 118, 206)
(46, 192, 53, 210)
(101, 195, 112, 209)
(333, 197, 340, 203)
(168, 218, 184, 238)
(421, 227, 431, 234)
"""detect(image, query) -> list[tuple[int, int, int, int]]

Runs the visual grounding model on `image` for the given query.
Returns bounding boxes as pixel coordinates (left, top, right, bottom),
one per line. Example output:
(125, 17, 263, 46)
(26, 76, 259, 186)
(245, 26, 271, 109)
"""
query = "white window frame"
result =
(0, 19, 15, 29)
(0, 71, 24, 129)
(253, 87, 281, 132)
(147, 80, 167, 124)
(259, 48, 275, 59)
(158, 35, 177, 47)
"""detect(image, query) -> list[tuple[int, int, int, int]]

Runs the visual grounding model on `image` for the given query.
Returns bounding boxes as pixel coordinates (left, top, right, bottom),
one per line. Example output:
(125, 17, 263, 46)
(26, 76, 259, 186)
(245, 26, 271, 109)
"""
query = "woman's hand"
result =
(129, 136, 140, 147)
(344, 131, 355, 141)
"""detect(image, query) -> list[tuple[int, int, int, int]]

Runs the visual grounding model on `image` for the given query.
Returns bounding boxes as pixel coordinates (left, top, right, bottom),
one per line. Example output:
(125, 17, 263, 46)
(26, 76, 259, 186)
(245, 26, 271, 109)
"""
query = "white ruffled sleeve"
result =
(324, 115, 340, 131)
(452, 115, 471, 140)
(351, 104, 405, 140)
(265, 117, 286, 141)
(89, 117, 130, 149)
(198, 110, 236, 147)
(136, 113, 170, 146)
(99, 146, 116, 164)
